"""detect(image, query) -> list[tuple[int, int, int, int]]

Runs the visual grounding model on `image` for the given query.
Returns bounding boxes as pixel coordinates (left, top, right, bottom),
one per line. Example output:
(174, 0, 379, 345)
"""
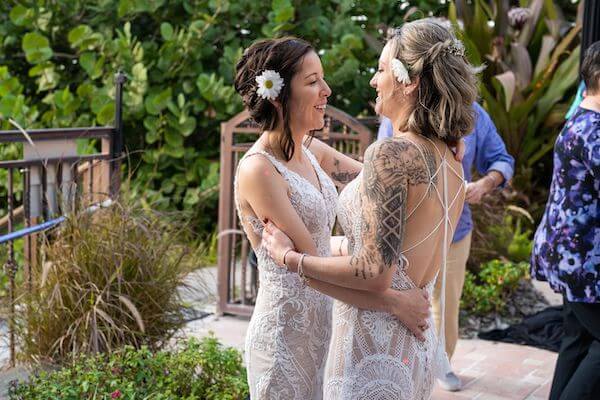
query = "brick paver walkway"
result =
(186, 314, 557, 400)
(432, 339, 555, 399)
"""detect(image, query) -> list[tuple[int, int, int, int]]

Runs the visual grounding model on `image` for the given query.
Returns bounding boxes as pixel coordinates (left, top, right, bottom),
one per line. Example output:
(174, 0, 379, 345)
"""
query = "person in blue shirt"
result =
(378, 102, 514, 391)
(531, 41, 600, 400)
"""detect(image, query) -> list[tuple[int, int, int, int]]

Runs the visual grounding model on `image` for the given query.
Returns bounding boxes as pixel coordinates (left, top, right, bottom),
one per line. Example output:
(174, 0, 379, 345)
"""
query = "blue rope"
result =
(0, 199, 113, 245)
(0, 216, 66, 244)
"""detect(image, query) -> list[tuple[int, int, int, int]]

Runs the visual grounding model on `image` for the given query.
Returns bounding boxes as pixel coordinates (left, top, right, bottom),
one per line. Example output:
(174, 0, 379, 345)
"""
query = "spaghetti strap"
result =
(435, 142, 453, 378)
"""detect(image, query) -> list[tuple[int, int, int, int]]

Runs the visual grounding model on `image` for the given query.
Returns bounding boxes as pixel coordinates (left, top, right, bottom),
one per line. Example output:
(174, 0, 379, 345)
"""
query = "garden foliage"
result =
(19, 200, 196, 363)
(461, 258, 530, 316)
(450, 0, 582, 192)
(8, 336, 249, 400)
(0, 1, 582, 233)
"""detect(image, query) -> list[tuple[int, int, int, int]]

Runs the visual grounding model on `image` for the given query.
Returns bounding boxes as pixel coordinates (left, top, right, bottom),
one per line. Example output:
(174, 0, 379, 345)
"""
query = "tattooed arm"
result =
(305, 137, 363, 189)
(306, 135, 463, 190)
(239, 153, 427, 321)
(264, 138, 435, 291)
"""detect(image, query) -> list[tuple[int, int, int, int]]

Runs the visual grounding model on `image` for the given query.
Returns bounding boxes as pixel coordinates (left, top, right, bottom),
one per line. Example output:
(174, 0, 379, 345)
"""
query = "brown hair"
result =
(582, 41, 600, 95)
(234, 37, 314, 161)
(388, 19, 478, 145)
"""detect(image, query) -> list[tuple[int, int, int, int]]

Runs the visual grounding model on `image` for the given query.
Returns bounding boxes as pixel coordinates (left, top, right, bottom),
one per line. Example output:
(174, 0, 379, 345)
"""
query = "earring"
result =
(404, 90, 410, 96)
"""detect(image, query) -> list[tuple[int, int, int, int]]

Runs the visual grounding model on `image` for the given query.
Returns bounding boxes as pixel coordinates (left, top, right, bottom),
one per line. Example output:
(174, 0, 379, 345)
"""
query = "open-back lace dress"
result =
(324, 137, 466, 400)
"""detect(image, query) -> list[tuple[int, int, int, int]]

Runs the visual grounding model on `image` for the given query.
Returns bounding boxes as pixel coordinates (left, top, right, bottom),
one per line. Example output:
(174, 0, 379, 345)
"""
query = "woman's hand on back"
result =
(386, 287, 431, 341)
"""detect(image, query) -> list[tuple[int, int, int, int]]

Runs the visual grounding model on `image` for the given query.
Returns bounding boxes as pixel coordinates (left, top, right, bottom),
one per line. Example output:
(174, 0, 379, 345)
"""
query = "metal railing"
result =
(0, 72, 125, 367)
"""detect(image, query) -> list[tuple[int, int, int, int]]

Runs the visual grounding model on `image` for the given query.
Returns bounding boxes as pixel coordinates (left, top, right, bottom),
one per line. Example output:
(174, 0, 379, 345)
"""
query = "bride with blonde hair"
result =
(263, 18, 479, 399)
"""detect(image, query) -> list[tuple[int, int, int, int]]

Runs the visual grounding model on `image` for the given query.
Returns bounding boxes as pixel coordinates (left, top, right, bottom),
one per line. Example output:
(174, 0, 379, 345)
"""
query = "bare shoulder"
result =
(237, 154, 285, 194)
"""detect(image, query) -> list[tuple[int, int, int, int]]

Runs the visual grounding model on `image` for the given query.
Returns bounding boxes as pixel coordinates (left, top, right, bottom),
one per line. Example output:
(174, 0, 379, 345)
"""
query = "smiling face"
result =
(287, 51, 331, 133)
(370, 42, 403, 119)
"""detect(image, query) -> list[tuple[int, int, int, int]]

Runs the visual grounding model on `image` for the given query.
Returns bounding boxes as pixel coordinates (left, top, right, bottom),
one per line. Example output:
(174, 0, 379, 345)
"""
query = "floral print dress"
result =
(531, 107, 600, 303)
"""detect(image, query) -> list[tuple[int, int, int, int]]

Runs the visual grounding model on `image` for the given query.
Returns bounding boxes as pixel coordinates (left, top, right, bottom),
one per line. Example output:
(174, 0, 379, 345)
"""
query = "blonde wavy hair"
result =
(388, 18, 479, 145)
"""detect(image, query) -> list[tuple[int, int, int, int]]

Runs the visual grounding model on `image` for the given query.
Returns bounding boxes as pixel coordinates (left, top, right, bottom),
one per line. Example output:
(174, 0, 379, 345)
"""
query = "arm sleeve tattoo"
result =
(349, 138, 436, 280)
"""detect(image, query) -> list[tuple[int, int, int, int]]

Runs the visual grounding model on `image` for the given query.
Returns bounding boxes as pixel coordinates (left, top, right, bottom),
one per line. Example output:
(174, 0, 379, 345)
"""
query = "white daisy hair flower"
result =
(390, 58, 411, 85)
(255, 70, 284, 100)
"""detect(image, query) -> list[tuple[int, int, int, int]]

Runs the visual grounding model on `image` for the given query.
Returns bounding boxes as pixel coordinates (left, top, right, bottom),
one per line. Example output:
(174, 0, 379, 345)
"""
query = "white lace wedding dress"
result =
(324, 138, 465, 400)
(234, 146, 338, 400)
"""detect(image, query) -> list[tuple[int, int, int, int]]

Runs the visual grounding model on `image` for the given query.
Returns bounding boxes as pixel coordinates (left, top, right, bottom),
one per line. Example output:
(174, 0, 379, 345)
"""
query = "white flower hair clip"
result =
(255, 70, 284, 100)
(390, 58, 411, 85)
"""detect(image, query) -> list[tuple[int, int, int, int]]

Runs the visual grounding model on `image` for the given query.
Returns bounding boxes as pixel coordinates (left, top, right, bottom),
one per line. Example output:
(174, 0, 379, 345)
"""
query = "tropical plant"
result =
(17, 199, 197, 363)
(450, 0, 582, 186)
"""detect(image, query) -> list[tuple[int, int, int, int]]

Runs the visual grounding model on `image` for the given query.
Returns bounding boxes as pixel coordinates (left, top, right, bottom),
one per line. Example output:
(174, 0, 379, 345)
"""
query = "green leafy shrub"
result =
(461, 259, 530, 316)
(0, 1, 581, 239)
(18, 199, 197, 363)
(8, 336, 249, 400)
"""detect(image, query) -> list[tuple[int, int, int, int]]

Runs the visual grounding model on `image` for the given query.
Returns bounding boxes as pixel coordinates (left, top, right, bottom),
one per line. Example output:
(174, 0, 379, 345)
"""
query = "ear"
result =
(404, 76, 420, 96)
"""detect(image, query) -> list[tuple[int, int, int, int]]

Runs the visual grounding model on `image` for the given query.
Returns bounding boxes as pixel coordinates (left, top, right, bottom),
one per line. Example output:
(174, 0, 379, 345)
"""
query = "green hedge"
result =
(8, 336, 249, 400)
(0, 0, 443, 234)
(0, 1, 581, 236)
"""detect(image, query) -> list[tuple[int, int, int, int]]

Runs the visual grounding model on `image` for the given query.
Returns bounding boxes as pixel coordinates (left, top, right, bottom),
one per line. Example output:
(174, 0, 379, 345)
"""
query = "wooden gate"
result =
(217, 106, 374, 316)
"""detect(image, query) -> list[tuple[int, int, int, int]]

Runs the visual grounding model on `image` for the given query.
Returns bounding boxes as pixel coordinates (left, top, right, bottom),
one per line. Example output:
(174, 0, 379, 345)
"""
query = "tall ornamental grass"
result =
(19, 200, 197, 363)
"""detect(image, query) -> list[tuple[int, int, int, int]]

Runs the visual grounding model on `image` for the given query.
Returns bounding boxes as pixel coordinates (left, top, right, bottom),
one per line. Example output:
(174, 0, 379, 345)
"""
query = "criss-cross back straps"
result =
(397, 137, 465, 253)
(397, 136, 466, 378)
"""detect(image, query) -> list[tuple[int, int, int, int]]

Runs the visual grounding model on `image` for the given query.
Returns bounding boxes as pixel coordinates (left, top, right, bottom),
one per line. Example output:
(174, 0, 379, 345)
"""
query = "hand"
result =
(451, 139, 466, 162)
(465, 177, 493, 204)
(262, 221, 295, 268)
(386, 288, 431, 341)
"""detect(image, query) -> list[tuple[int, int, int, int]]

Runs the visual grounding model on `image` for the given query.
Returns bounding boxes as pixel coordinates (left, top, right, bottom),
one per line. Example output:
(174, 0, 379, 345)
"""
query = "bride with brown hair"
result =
(263, 18, 479, 399)
(233, 36, 432, 399)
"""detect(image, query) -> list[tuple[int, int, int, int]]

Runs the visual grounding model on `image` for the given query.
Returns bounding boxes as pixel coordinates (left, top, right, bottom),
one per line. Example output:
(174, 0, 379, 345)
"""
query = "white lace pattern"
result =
(234, 146, 338, 400)
(324, 138, 465, 400)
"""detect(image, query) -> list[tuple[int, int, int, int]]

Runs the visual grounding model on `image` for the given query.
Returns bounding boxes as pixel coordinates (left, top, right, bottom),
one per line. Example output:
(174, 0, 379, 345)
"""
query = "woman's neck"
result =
(262, 129, 306, 163)
(581, 92, 600, 113)
(389, 106, 413, 138)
